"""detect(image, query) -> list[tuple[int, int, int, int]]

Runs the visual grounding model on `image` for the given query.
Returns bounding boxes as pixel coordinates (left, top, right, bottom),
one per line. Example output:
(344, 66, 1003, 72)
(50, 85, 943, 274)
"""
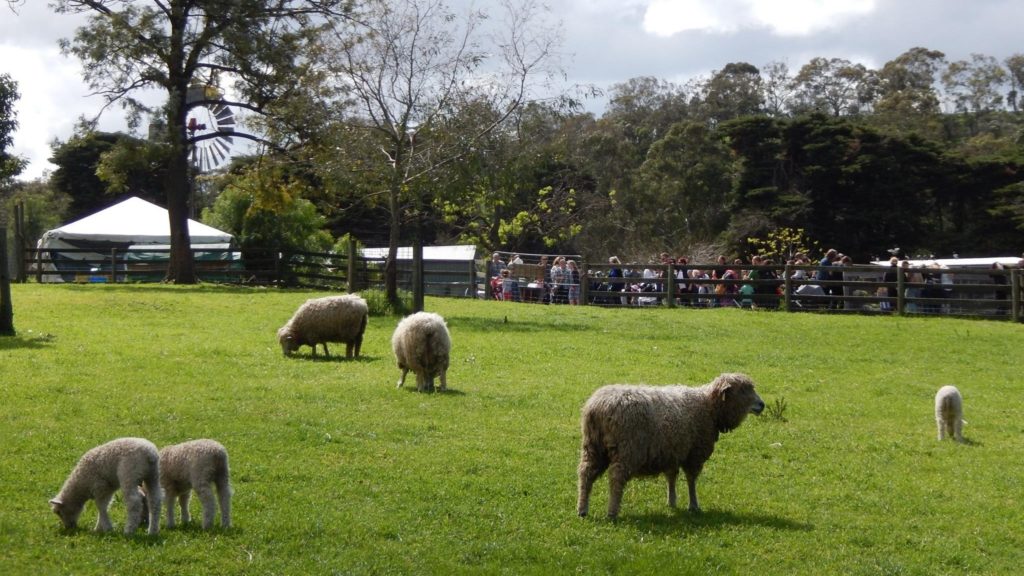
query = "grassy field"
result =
(1, 284, 1023, 575)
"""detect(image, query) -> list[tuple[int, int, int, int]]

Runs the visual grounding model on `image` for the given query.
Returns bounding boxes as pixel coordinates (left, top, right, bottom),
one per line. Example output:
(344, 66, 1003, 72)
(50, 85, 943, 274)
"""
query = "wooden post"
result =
(0, 227, 13, 335)
(783, 264, 793, 311)
(347, 237, 357, 293)
(896, 266, 906, 316)
(14, 201, 25, 283)
(110, 249, 118, 283)
(665, 263, 676, 308)
(35, 246, 42, 284)
(469, 257, 477, 299)
(580, 260, 589, 305)
(1012, 268, 1021, 322)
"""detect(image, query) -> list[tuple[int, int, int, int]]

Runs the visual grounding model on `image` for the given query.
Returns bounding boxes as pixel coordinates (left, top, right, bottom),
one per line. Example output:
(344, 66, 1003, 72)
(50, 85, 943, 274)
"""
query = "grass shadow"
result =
(396, 386, 467, 396)
(444, 315, 588, 334)
(0, 332, 56, 350)
(616, 508, 813, 535)
(287, 353, 379, 363)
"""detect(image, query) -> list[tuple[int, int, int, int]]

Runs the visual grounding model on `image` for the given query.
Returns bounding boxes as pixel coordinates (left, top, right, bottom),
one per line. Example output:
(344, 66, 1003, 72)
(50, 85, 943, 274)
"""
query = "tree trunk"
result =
(385, 179, 401, 305)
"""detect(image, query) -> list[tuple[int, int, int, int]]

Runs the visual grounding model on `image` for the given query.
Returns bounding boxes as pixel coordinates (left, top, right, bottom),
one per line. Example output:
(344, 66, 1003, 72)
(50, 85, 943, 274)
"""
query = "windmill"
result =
(185, 84, 235, 171)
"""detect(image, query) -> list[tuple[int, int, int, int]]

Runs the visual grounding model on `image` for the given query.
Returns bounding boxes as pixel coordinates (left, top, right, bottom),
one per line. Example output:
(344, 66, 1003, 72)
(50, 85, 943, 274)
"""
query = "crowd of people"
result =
(486, 250, 1024, 312)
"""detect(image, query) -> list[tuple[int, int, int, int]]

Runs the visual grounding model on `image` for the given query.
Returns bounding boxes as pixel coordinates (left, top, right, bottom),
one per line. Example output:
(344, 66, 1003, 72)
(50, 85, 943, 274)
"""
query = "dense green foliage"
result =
(2, 285, 1023, 574)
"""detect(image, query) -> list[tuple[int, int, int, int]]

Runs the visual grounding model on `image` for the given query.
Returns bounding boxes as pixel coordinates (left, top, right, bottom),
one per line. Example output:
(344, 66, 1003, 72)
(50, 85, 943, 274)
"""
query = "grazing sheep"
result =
(277, 294, 368, 358)
(935, 385, 965, 443)
(159, 439, 232, 529)
(577, 373, 765, 519)
(392, 311, 451, 392)
(49, 437, 162, 535)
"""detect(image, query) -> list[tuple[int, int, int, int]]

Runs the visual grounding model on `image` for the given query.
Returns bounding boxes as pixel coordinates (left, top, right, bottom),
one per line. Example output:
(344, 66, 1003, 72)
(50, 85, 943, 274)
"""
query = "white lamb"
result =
(392, 311, 451, 392)
(159, 439, 232, 529)
(49, 437, 162, 535)
(935, 385, 965, 443)
(278, 294, 369, 358)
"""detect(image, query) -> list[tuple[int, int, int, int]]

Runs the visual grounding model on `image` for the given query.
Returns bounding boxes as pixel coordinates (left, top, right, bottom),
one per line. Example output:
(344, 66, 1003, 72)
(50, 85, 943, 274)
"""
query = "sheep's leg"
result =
(346, 342, 354, 358)
(954, 419, 964, 443)
(179, 491, 193, 525)
(665, 469, 679, 508)
(397, 368, 409, 388)
(438, 369, 447, 392)
(164, 489, 178, 528)
(143, 480, 161, 535)
(195, 484, 217, 530)
(123, 486, 144, 534)
(577, 457, 606, 517)
(216, 478, 232, 528)
(321, 343, 330, 357)
(94, 491, 115, 532)
(684, 468, 702, 513)
(936, 417, 945, 441)
(606, 462, 628, 519)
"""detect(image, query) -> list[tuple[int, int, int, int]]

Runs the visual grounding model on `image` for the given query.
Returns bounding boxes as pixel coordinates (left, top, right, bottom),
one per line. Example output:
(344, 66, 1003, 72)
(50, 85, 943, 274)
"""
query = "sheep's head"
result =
(277, 327, 299, 356)
(49, 498, 82, 529)
(711, 372, 765, 432)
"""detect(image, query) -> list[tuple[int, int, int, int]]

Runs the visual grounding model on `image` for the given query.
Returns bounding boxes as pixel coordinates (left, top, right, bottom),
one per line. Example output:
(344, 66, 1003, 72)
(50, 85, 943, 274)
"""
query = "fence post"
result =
(783, 264, 793, 311)
(347, 237, 357, 293)
(14, 201, 26, 283)
(1012, 268, 1021, 322)
(110, 249, 118, 283)
(35, 247, 42, 284)
(896, 266, 906, 316)
(579, 260, 589, 306)
(665, 264, 676, 308)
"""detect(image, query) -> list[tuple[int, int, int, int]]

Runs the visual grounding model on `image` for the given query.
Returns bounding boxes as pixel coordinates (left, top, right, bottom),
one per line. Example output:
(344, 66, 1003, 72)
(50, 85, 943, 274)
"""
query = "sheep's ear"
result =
(49, 499, 62, 511)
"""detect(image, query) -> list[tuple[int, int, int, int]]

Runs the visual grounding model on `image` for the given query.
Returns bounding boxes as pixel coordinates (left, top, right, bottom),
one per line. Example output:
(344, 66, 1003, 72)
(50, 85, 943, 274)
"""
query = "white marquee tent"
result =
(37, 196, 234, 282)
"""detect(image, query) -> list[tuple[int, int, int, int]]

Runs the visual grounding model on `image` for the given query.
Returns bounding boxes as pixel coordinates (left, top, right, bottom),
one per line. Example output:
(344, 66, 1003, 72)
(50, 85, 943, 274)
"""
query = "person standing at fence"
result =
(488, 252, 506, 300)
(816, 249, 839, 309)
(567, 259, 581, 305)
(550, 256, 568, 304)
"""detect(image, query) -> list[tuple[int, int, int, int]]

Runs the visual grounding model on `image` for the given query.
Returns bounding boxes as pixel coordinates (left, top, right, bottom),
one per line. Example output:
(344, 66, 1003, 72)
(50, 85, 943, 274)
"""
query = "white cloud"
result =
(640, 0, 876, 37)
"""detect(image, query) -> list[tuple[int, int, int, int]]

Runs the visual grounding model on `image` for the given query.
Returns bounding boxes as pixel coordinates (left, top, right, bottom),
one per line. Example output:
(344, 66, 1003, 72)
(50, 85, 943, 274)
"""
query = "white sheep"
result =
(49, 437, 162, 535)
(935, 385, 965, 443)
(577, 373, 765, 519)
(392, 311, 451, 392)
(159, 439, 232, 529)
(278, 294, 368, 358)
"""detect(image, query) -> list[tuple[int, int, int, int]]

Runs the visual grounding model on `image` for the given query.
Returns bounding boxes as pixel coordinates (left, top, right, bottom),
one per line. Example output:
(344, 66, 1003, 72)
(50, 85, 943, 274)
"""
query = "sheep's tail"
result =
(580, 407, 609, 462)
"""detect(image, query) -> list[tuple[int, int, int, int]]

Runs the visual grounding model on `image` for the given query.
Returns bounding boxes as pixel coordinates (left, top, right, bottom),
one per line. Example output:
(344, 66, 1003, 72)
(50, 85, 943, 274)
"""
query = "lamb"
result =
(159, 439, 232, 529)
(278, 294, 368, 358)
(392, 311, 451, 392)
(577, 372, 765, 519)
(49, 437, 162, 535)
(935, 385, 965, 442)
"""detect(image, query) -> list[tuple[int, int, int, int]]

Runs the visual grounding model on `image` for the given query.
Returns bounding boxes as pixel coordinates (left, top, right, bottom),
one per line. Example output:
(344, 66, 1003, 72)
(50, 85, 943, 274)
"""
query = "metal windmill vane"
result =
(186, 84, 235, 171)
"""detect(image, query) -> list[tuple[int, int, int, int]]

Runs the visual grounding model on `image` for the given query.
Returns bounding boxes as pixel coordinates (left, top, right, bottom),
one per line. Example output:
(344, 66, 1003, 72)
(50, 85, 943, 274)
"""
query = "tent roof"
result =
(360, 245, 477, 261)
(41, 196, 233, 245)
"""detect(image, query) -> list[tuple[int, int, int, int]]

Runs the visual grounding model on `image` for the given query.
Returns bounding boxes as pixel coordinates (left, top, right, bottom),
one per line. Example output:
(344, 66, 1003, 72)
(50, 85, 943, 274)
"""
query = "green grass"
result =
(2, 284, 1023, 575)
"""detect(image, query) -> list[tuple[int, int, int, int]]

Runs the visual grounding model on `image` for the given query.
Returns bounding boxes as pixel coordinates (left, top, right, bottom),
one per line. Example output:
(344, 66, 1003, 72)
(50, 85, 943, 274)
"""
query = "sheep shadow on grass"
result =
(288, 353, 378, 363)
(617, 509, 813, 535)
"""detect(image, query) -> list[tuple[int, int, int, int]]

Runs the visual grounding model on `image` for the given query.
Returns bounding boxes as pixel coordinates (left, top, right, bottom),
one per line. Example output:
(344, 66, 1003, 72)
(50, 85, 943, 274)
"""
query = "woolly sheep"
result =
(577, 373, 765, 519)
(49, 437, 162, 535)
(935, 385, 965, 443)
(392, 311, 451, 392)
(159, 439, 232, 529)
(278, 294, 368, 358)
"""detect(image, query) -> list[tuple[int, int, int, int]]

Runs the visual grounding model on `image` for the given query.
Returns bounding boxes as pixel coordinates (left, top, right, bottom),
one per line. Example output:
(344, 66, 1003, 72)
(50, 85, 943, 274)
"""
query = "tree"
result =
(49, 131, 165, 221)
(1004, 53, 1024, 112)
(872, 47, 945, 137)
(791, 57, 875, 117)
(698, 62, 764, 124)
(1, 73, 26, 336)
(318, 0, 562, 307)
(53, 0, 351, 283)
(942, 53, 1008, 115)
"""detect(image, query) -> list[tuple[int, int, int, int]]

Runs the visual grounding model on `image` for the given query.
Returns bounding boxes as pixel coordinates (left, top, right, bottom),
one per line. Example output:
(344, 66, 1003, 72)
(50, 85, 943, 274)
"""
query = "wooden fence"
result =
(21, 246, 1023, 322)
(21, 240, 478, 297)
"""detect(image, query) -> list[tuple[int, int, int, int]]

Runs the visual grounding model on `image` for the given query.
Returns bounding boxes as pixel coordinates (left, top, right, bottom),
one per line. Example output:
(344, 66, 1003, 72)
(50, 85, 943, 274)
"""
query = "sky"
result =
(2, 0, 1022, 181)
